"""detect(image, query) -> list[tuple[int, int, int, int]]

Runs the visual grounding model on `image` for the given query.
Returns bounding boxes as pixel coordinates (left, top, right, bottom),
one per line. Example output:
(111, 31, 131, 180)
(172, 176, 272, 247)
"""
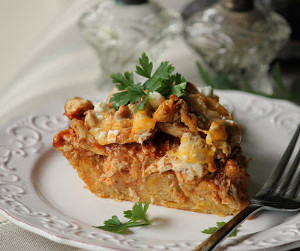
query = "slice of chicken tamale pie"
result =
(53, 53, 250, 216)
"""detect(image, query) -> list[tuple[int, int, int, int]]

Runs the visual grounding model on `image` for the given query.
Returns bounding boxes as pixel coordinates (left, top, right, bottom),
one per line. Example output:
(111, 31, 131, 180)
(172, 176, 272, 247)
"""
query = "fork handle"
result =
(194, 204, 264, 251)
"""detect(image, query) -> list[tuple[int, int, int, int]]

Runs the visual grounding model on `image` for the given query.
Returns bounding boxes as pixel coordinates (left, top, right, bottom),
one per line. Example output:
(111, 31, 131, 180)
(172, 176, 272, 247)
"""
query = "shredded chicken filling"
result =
(63, 85, 242, 181)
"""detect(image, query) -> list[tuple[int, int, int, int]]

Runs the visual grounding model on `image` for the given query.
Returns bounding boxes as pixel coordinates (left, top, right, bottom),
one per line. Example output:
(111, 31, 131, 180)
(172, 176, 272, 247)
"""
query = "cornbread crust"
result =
(53, 85, 250, 216)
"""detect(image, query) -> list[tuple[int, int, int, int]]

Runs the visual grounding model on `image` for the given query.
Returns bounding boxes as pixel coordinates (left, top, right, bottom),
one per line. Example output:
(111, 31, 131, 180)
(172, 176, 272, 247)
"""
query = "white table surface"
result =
(0, 0, 73, 89)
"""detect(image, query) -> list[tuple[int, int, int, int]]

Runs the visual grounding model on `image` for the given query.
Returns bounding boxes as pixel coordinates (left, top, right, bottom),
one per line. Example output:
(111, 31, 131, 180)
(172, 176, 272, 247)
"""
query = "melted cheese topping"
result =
(132, 110, 156, 134)
(205, 120, 241, 156)
(86, 105, 156, 145)
(94, 102, 109, 113)
(174, 133, 216, 173)
(206, 121, 227, 145)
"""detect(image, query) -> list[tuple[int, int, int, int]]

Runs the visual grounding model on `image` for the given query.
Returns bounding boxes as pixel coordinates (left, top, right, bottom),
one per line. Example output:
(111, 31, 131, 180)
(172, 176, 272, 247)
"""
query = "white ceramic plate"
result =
(0, 91, 300, 251)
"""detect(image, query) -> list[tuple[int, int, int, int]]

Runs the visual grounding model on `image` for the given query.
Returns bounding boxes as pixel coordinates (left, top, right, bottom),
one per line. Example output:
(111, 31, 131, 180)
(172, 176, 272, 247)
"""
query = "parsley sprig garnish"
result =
(94, 202, 151, 234)
(109, 52, 187, 112)
(201, 221, 242, 237)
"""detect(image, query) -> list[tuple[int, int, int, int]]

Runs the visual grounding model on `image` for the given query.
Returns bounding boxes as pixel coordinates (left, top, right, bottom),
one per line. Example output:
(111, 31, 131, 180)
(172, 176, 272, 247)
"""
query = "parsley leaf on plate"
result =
(94, 215, 128, 234)
(94, 202, 151, 234)
(202, 221, 241, 237)
(124, 201, 150, 225)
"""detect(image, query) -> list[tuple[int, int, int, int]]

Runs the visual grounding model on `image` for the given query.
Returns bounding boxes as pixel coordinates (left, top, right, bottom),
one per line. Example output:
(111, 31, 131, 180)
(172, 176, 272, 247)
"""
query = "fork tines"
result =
(256, 123, 300, 199)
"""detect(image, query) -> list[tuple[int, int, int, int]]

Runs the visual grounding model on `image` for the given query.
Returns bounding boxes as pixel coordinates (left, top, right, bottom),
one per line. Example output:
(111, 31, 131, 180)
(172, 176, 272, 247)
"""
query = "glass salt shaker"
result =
(184, 0, 291, 94)
(78, 0, 182, 90)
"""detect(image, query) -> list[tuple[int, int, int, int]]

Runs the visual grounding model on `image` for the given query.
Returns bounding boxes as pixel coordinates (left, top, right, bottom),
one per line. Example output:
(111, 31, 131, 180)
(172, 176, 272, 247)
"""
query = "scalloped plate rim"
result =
(0, 90, 300, 251)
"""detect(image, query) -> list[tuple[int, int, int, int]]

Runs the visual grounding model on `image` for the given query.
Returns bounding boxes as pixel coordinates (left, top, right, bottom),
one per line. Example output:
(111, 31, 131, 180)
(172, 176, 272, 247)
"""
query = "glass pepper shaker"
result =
(78, 0, 182, 90)
(184, 0, 291, 94)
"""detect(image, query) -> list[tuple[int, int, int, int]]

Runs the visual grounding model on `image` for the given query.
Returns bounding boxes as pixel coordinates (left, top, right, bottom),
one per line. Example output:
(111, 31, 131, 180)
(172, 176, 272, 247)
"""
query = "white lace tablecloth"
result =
(0, 213, 85, 251)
